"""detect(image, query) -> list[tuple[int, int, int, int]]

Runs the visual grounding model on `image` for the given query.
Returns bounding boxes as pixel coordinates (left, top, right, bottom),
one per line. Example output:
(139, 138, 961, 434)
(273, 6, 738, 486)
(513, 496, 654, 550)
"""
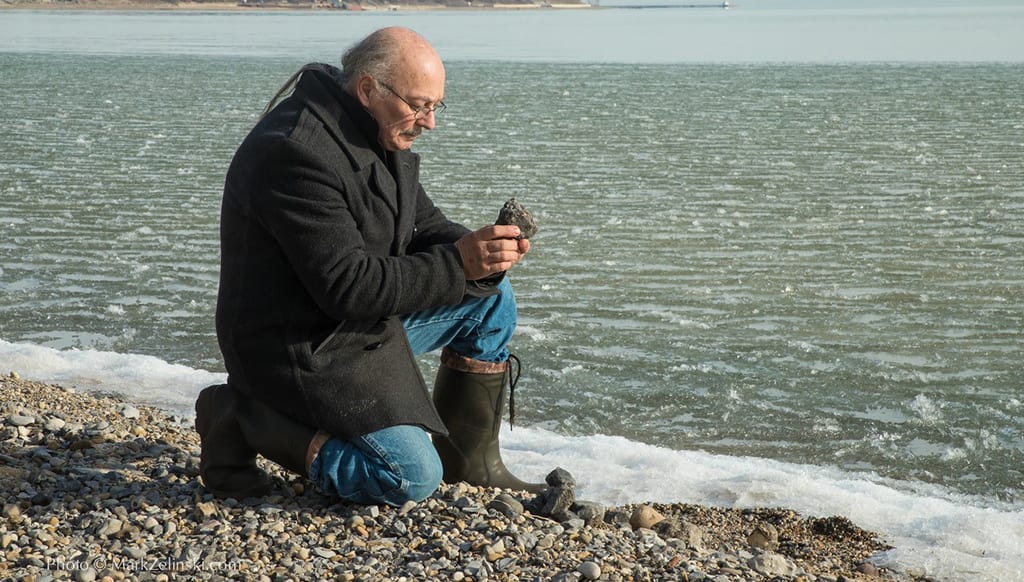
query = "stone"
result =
(44, 417, 66, 432)
(193, 501, 218, 520)
(7, 414, 35, 427)
(97, 518, 123, 537)
(654, 518, 703, 549)
(485, 539, 506, 562)
(495, 197, 538, 239)
(578, 560, 602, 580)
(629, 505, 665, 530)
(572, 501, 606, 527)
(604, 509, 631, 528)
(540, 485, 575, 517)
(545, 467, 576, 488)
(3, 503, 22, 522)
(487, 494, 524, 519)
(314, 547, 336, 559)
(748, 551, 799, 577)
(857, 561, 880, 576)
(747, 523, 779, 551)
(70, 439, 94, 451)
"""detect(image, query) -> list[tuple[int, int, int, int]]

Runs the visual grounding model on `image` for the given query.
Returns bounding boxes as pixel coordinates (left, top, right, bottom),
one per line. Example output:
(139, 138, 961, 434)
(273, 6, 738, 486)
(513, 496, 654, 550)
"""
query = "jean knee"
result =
(365, 426, 442, 505)
(399, 451, 443, 503)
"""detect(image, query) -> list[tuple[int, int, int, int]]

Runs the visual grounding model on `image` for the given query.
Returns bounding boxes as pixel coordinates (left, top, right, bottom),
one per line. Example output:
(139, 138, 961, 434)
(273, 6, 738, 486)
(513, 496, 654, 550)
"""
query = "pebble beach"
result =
(1, 372, 930, 582)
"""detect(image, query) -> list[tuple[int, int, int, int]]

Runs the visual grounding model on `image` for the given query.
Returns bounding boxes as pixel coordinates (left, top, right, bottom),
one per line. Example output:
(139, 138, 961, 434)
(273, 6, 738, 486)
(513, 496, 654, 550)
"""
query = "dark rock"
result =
(545, 467, 576, 489)
(524, 494, 546, 515)
(540, 485, 575, 517)
(487, 493, 524, 519)
(495, 198, 538, 239)
(604, 509, 631, 528)
(572, 501, 606, 527)
(551, 508, 577, 523)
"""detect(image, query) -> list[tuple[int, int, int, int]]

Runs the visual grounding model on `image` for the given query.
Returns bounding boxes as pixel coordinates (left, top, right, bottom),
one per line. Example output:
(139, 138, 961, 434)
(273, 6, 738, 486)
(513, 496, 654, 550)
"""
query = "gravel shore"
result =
(2, 372, 932, 582)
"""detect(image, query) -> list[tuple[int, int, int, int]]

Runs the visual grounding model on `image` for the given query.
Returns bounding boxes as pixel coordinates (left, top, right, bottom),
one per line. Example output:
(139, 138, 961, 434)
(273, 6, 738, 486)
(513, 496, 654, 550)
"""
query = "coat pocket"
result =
(294, 317, 446, 439)
(308, 318, 388, 360)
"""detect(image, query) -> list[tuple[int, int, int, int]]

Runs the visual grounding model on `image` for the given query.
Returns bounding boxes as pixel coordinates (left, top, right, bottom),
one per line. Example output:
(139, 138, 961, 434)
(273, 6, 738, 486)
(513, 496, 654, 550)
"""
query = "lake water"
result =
(1, 2, 1023, 580)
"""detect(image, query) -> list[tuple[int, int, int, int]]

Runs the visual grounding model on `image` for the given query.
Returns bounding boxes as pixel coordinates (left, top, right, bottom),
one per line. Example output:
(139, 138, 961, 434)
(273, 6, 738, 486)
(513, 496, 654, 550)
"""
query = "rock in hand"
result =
(495, 197, 538, 240)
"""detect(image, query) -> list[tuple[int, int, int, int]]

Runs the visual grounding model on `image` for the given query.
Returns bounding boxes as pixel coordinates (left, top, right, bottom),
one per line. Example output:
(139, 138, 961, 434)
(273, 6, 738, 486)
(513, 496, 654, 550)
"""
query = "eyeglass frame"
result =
(377, 80, 447, 120)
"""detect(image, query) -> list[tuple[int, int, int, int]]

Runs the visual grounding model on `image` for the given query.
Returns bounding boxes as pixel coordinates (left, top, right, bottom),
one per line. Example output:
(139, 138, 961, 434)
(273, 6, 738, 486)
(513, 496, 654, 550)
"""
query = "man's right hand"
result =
(455, 225, 531, 281)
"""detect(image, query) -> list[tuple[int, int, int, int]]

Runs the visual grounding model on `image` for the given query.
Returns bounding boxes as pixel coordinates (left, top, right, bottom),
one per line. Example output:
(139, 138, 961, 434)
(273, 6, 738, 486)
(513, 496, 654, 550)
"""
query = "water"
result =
(2, 3, 1024, 580)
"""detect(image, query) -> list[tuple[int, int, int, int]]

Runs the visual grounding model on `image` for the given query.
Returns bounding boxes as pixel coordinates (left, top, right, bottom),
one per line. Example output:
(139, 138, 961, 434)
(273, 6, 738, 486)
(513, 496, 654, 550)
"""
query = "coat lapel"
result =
(389, 151, 420, 255)
(292, 65, 417, 252)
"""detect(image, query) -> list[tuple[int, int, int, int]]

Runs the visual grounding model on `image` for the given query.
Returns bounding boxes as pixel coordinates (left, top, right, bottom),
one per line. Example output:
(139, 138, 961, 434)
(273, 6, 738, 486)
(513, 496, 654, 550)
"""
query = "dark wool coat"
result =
(216, 64, 492, 439)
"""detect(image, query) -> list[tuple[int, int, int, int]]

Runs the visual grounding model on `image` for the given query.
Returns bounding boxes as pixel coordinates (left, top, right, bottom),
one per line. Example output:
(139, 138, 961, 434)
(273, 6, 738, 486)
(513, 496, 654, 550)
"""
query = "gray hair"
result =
(340, 29, 401, 91)
(261, 30, 401, 117)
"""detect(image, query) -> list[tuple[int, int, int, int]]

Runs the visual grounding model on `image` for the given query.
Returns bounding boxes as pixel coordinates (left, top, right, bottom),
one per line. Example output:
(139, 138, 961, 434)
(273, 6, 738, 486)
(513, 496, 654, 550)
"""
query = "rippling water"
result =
(2, 52, 1023, 504)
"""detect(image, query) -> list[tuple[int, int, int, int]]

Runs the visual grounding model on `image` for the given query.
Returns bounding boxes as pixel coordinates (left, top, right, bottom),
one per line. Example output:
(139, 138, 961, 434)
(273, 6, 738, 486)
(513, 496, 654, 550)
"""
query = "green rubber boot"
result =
(432, 352, 545, 493)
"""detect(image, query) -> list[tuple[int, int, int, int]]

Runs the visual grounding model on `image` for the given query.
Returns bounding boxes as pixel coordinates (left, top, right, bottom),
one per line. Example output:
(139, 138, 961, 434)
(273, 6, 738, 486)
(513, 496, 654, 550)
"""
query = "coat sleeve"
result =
(406, 182, 469, 251)
(406, 182, 505, 297)
(245, 136, 468, 320)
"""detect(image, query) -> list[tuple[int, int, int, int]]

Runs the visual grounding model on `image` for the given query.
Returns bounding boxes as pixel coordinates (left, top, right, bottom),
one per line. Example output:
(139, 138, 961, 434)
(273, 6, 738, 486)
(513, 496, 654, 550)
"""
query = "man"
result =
(195, 27, 543, 506)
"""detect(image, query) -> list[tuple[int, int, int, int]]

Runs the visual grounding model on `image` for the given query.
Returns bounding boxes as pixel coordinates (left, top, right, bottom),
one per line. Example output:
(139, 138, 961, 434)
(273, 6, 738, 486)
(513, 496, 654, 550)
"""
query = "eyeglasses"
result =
(378, 80, 446, 120)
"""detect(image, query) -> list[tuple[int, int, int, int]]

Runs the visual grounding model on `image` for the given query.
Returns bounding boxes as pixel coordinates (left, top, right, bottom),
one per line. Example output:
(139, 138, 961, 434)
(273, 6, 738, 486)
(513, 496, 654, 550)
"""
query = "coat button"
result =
(364, 341, 383, 351)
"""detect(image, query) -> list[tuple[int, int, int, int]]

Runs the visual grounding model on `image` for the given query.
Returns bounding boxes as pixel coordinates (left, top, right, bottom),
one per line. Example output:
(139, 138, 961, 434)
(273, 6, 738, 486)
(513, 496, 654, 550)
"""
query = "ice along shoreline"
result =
(0, 372, 928, 581)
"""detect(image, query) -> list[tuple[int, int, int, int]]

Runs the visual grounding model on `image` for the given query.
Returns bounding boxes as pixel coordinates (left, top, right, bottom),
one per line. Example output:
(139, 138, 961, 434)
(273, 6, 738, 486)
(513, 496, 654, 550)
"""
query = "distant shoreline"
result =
(0, 0, 592, 10)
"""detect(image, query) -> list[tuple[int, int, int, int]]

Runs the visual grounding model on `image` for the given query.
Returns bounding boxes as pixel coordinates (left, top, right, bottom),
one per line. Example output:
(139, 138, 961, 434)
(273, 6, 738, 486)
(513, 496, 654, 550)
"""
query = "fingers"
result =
(456, 226, 531, 280)
(483, 224, 522, 240)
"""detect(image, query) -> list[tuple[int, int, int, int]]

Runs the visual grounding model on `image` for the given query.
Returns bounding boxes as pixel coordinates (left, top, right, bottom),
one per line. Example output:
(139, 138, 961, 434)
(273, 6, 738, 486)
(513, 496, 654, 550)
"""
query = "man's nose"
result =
(416, 110, 436, 130)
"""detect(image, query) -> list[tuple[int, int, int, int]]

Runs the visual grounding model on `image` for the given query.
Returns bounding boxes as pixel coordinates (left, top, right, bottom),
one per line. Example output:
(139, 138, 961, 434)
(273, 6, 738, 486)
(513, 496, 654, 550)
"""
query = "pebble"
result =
(44, 417, 67, 432)
(0, 374, 923, 582)
(630, 504, 665, 530)
(748, 522, 780, 550)
(7, 413, 35, 426)
(578, 560, 601, 580)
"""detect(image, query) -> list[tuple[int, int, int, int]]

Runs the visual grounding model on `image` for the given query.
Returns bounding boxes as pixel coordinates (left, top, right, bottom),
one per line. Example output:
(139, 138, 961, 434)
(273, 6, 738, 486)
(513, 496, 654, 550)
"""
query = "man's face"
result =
(365, 59, 446, 152)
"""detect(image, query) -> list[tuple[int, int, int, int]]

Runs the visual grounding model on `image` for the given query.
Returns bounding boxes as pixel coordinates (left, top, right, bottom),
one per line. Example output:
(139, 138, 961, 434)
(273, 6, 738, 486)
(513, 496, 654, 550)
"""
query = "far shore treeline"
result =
(0, 0, 591, 10)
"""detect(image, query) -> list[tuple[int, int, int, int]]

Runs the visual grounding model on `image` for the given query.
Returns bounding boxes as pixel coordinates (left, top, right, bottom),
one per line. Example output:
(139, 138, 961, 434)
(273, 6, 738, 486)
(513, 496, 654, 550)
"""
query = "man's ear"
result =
(355, 75, 375, 108)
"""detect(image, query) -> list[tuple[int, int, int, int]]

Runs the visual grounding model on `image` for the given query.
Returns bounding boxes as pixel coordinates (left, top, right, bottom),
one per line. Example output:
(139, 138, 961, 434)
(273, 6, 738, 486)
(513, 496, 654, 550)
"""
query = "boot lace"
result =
(506, 353, 522, 429)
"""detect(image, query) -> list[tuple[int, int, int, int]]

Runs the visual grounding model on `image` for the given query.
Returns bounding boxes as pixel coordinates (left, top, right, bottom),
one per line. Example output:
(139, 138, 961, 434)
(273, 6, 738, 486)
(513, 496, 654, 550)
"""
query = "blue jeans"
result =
(308, 278, 516, 506)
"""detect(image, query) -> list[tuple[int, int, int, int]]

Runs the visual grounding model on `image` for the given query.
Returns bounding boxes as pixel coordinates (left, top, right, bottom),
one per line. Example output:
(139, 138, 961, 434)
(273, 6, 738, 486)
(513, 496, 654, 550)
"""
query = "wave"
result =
(2, 338, 1022, 581)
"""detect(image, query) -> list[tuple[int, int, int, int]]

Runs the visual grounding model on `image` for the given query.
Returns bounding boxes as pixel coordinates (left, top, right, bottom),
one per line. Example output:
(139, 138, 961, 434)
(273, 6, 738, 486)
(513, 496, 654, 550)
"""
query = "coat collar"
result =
(288, 64, 420, 252)
(290, 63, 420, 175)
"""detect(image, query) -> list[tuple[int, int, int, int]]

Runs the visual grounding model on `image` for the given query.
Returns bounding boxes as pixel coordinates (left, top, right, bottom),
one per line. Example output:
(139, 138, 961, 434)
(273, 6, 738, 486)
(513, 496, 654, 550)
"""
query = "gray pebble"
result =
(7, 414, 35, 427)
(578, 560, 602, 580)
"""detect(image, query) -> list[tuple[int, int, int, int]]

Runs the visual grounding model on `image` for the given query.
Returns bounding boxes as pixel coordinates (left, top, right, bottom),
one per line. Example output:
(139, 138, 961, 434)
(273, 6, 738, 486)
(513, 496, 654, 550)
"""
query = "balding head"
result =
(341, 27, 443, 92)
(344, 27, 447, 151)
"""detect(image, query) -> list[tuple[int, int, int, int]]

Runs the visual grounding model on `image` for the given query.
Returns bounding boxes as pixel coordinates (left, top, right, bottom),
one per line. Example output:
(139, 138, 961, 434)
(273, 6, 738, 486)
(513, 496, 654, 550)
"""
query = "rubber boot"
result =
(432, 350, 545, 493)
(234, 396, 317, 477)
(194, 384, 273, 499)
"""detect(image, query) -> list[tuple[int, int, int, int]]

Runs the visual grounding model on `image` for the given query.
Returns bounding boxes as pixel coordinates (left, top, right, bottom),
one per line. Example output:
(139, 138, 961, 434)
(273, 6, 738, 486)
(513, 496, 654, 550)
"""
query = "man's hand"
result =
(455, 225, 531, 281)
